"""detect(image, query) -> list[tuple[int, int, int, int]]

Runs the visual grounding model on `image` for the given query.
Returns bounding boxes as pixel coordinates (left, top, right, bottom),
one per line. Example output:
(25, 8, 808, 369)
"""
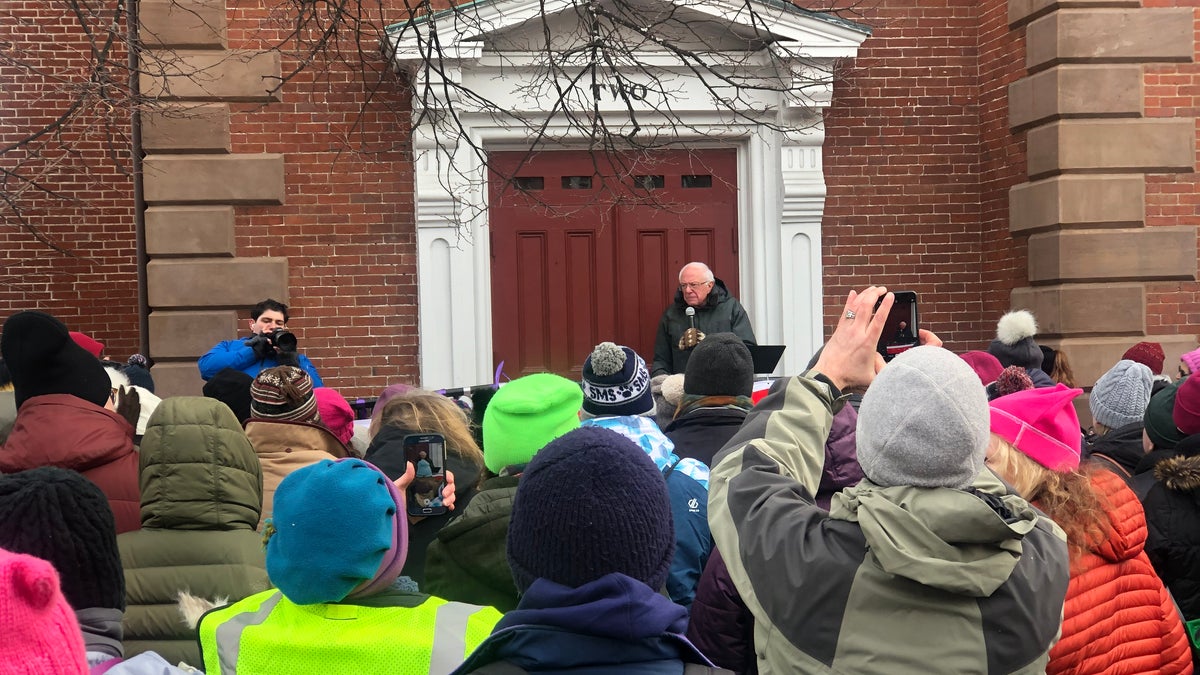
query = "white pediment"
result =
(385, 0, 869, 63)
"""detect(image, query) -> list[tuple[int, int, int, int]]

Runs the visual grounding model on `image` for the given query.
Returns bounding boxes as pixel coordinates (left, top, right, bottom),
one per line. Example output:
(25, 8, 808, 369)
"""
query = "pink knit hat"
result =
(1181, 348, 1200, 376)
(314, 387, 355, 445)
(0, 548, 88, 675)
(989, 383, 1084, 471)
(960, 351, 1004, 386)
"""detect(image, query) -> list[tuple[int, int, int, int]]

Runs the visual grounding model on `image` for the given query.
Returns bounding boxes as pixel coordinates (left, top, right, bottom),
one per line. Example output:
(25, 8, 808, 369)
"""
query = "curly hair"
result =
(987, 437, 1108, 566)
(370, 390, 484, 469)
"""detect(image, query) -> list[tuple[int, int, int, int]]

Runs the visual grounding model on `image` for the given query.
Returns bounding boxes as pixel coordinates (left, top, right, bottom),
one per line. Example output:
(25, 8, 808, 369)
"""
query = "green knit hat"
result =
(1145, 378, 1186, 450)
(483, 373, 582, 474)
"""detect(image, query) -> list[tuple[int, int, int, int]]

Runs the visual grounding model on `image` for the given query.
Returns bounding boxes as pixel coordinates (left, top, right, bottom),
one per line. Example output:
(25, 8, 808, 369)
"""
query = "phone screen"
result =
(404, 434, 447, 516)
(876, 291, 919, 362)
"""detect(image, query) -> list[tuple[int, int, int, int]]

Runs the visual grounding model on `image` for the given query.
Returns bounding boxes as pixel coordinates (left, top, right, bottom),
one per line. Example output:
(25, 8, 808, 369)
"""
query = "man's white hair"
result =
(678, 262, 714, 283)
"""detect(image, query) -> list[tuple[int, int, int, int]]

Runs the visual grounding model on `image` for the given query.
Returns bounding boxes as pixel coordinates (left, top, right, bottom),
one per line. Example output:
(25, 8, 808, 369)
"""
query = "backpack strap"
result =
(1092, 453, 1132, 482)
(662, 455, 684, 480)
(684, 664, 736, 675)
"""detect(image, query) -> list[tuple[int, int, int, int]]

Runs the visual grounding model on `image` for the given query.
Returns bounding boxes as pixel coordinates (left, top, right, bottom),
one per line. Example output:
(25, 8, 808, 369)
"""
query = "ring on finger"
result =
(845, 310, 856, 320)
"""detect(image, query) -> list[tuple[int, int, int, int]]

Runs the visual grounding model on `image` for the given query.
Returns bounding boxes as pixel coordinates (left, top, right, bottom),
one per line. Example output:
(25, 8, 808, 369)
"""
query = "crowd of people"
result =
(1, 284, 1199, 674)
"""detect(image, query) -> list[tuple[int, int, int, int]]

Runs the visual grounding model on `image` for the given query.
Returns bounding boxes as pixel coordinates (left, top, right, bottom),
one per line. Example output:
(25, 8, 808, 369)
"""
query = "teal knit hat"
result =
(483, 373, 582, 473)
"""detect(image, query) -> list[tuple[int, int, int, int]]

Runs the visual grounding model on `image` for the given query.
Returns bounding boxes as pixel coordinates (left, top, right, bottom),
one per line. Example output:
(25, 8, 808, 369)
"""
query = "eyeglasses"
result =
(679, 281, 712, 290)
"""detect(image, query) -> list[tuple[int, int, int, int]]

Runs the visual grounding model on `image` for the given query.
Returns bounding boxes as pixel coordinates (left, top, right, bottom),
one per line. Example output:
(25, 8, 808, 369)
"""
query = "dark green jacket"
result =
(652, 278, 755, 376)
(424, 475, 520, 612)
(117, 397, 270, 667)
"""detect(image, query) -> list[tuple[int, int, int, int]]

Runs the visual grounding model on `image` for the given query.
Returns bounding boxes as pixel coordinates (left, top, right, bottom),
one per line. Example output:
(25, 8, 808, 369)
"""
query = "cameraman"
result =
(198, 299, 324, 386)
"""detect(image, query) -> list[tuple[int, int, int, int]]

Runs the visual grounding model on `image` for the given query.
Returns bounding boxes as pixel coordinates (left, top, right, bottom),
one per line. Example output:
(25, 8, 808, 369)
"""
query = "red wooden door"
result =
(489, 149, 738, 379)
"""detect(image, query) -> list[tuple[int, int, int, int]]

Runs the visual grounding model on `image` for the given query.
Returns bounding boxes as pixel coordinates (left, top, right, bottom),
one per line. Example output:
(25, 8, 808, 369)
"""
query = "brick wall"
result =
(821, 0, 1001, 352)
(0, 2, 141, 360)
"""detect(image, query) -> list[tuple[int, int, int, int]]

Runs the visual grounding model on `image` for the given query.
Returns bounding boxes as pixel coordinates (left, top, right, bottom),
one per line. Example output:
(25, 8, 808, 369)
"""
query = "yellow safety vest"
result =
(198, 589, 503, 674)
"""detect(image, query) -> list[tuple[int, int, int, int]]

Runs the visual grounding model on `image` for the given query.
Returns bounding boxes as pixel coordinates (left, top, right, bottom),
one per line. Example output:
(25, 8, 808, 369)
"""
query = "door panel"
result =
(489, 149, 737, 379)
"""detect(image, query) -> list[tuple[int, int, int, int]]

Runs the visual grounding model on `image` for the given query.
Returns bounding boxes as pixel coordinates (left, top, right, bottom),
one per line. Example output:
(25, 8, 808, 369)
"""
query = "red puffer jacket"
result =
(1047, 469, 1193, 675)
(0, 394, 140, 533)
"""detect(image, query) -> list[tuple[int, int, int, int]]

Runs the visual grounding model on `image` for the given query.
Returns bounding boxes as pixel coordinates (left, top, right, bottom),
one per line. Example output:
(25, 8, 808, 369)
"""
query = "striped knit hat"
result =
(251, 366, 321, 424)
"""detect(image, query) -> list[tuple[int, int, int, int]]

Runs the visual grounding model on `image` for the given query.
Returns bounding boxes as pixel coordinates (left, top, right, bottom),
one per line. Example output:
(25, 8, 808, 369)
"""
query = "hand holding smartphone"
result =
(403, 434, 448, 516)
(875, 291, 919, 362)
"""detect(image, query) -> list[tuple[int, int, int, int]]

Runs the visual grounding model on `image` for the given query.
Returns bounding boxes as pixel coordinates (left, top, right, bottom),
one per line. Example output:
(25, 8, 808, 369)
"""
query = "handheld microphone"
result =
(685, 306, 696, 330)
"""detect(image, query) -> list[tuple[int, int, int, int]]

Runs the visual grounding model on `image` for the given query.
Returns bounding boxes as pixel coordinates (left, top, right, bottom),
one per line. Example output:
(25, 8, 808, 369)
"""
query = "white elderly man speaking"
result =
(651, 262, 755, 376)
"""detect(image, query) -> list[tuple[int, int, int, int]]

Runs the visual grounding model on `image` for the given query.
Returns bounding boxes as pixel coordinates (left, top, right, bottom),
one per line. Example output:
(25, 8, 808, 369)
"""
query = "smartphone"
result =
(876, 291, 919, 362)
(403, 433, 447, 517)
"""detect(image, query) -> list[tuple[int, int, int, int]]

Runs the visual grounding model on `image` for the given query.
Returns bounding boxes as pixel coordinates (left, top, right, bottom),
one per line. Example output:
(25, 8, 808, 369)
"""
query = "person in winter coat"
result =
(453, 427, 720, 674)
(117, 396, 270, 666)
(425, 373, 582, 612)
(1142, 433, 1200, 626)
(688, 391, 865, 674)
(664, 333, 755, 467)
(652, 262, 756, 376)
(0, 467, 128, 669)
(578, 341, 712, 608)
(242, 366, 350, 527)
(709, 288, 1070, 674)
(0, 311, 142, 533)
(986, 310, 1055, 387)
(1086, 359, 1153, 481)
(364, 389, 485, 584)
(197, 298, 323, 385)
(198, 457, 500, 674)
(987, 385, 1193, 675)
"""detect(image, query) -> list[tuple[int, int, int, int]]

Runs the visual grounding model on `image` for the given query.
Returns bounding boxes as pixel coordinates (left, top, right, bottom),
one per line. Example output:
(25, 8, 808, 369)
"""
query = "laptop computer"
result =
(747, 345, 786, 375)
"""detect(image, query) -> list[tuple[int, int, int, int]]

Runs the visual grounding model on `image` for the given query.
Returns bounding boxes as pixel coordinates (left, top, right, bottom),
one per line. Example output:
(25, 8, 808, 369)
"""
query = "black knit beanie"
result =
(1, 311, 111, 409)
(684, 332, 754, 397)
(0, 467, 125, 610)
(506, 426, 674, 593)
(203, 368, 255, 424)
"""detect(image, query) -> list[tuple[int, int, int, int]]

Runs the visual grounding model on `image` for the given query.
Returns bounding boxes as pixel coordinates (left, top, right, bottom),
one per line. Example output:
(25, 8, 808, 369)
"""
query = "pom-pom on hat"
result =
(990, 384, 1084, 471)
(1123, 341, 1165, 375)
(1, 311, 111, 410)
(0, 549, 88, 675)
(581, 342, 655, 418)
(1173, 375, 1200, 436)
(483, 373, 582, 474)
(203, 368, 254, 424)
(265, 458, 406, 605)
(0, 467, 125, 611)
(314, 387, 355, 445)
(507, 426, 674, 594)
(857, 346, 990, 489)
(250, 366, 320, 424)
(960, 351, 1004, 386)
(989, 366, 1035, 400)
(1146, 379, 1186, 450)
(684, 333, 754, 398)
(1089, 360, 1153, 430)
(987, 310, 1043, 371)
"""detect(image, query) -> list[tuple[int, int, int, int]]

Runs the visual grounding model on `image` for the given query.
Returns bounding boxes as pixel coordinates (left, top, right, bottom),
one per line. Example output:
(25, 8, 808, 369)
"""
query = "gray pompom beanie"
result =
(856, 346, 990, 489)
(1089, 359, 1152, 430)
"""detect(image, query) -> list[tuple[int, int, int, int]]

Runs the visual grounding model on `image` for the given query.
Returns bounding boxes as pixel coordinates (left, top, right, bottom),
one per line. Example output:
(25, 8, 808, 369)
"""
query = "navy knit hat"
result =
(1, 311, 111, 409)
(0, 467, 125, 611)
(507, 426, 674, 593)
(987, 310, 1043, 371)
(265, 458, 407, 605)
(581, 342, 654, 418)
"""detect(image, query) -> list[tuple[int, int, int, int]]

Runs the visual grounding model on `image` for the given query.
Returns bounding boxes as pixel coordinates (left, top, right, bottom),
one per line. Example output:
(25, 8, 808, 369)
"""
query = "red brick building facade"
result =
(2, 0, 1197, 399)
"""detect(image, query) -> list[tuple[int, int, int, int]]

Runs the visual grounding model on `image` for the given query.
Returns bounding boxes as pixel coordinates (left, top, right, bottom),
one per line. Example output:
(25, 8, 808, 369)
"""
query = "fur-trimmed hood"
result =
(1154, 453, 1200, 491)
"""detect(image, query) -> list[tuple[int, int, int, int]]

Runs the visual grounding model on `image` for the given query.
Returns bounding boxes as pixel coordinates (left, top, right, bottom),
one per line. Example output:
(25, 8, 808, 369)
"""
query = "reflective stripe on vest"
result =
(201, 589, 503, 674)
(214, 592, 283, 675)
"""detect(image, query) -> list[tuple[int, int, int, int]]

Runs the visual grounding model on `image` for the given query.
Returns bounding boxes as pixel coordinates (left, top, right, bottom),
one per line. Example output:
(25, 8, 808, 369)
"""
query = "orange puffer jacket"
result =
(1046, 469, 1194, 675)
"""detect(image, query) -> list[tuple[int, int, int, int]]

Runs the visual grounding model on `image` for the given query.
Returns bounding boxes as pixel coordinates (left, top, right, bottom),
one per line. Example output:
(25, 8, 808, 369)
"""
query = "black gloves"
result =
(245, 333, 273, 360)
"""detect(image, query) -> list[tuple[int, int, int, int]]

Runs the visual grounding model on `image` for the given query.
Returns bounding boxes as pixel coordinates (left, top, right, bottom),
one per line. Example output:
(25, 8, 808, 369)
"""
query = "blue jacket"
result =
(581, 416, 712, 608)
(453, 574, 713, 675)
(198, 339, 324, 386)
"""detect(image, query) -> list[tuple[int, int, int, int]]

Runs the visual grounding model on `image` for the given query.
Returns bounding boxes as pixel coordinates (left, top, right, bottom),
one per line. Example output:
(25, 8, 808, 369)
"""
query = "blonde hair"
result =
(370, 391, 484, 468)
(1050, 348, 1076, 388)
(987, 437, 1108, 565)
